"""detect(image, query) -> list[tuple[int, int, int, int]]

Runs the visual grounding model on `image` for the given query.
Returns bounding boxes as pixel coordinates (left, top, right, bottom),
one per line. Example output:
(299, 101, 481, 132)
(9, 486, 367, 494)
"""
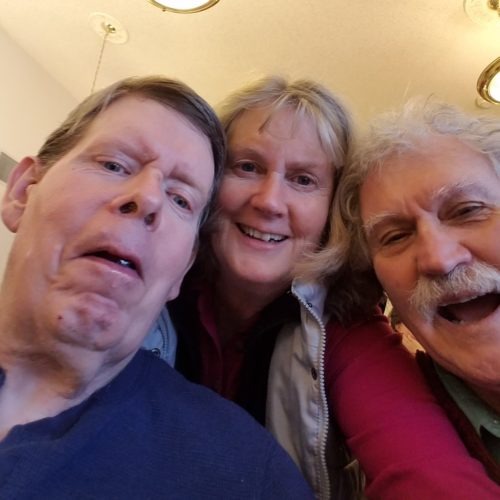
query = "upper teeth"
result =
(90, 251, 137, 272)
(239, 224, 286, 243)
(118, 258, 133, 269)
(440, 294, 481, 307)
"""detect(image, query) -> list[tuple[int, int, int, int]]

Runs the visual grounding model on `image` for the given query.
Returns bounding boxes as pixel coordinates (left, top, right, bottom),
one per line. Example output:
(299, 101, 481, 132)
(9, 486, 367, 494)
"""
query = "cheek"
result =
(483, 222, 500, 269)
(33, 182, 90, 234)
(374, 259, 399, 294)
(374, 258, 415, 313)
(210, 226, 229, 264)
(216, 178, 242, 214)
(19, 198, 67, 254)
(297, 199, 330, 243)
(154, 231, 197, 283)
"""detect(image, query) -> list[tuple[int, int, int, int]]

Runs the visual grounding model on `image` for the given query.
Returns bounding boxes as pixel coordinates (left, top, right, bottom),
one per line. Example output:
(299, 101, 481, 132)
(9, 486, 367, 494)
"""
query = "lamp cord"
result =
(90, 23, 115, 94)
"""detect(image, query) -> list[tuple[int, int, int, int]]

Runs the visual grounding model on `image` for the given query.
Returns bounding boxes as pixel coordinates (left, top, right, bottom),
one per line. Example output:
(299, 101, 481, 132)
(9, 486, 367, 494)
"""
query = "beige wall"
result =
(0, 181, 14, 279)
(0, 26, 76, 161)
(0, 29, 75, 280)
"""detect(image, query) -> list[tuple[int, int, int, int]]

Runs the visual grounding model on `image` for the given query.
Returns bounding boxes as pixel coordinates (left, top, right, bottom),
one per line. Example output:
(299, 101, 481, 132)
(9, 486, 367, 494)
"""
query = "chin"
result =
(466, 359, 500, 386)
(50, 301, 128, 352)
(245, 270, 289, 286)
(443, 353, 500, 387)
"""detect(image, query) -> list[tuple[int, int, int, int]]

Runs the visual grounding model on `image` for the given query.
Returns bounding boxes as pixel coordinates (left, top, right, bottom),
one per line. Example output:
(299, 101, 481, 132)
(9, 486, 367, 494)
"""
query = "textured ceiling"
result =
(1, 0, 500, 123)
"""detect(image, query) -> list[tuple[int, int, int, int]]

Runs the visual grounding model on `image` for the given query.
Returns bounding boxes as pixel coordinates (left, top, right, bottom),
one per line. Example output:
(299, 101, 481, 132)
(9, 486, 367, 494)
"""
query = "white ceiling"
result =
(1, 0, 500, 123)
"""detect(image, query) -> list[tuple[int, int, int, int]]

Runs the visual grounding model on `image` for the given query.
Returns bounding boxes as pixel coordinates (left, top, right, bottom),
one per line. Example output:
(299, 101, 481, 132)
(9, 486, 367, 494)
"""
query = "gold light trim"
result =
(477, 57, 500, 104)
(464, 0, 500, 26)
(149, 0, 220, 13)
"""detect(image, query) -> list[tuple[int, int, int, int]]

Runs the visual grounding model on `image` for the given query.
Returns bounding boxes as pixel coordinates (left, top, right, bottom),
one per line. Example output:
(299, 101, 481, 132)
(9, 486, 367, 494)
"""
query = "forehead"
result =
(360, 137, 498, 219)
(53, 95, 215, 200)
(227, 105, 332, 171)
(86, 95, 205, 145)
(82, 95, 210, 165)
(228, 105, 319, 145)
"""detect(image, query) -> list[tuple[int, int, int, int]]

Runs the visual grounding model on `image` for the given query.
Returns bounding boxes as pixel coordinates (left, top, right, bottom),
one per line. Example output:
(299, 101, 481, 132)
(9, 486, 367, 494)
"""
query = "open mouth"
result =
(237, 223, 287, 243)
(84, 250, 140, 276)
(437, 293, 500, 324)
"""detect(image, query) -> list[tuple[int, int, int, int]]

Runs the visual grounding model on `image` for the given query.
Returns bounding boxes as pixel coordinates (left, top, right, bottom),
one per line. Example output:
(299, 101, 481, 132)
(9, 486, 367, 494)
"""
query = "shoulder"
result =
(25, 351, 312, 499)
(118, 351, 313, 498)
(133, 351, 285, 449)
(324, 308, 422, 387)
(326, 309, 396, 356)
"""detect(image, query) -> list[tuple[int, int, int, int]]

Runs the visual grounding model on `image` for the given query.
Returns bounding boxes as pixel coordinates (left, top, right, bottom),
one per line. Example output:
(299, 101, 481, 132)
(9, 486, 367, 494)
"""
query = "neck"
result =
(213, 274, 287, 344)
(469, 384, 500, 416)
(0, 312, 131, 440)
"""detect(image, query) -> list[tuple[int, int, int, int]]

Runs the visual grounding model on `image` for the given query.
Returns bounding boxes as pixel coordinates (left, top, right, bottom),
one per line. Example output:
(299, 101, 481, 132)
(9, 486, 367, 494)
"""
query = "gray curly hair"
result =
(328, 97, 500, 321)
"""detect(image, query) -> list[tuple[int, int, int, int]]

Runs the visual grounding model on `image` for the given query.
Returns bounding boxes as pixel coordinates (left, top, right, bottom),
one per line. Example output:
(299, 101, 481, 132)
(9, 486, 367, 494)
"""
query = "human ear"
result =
(1, 156, 42, 232)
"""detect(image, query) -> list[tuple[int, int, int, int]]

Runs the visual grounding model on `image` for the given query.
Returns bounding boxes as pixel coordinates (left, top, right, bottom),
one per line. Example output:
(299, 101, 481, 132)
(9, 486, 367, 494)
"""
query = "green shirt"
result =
(436, 363, 500, 464)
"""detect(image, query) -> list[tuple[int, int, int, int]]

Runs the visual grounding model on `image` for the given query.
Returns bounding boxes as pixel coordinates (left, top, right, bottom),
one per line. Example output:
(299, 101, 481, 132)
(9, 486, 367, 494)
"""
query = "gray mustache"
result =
(410, 262, 500, 318)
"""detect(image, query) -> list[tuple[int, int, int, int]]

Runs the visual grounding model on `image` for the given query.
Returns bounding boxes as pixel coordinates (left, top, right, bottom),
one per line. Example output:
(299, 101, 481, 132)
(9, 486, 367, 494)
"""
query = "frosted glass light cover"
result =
(149, 0, 219, 13)
(488, 72, 500, 102)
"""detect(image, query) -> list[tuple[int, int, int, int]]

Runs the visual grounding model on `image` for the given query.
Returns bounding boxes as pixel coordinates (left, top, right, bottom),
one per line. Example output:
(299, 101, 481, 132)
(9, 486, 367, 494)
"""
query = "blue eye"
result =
(295, 175, 313, 186)
(238, 162, 257, 173)
(172, 194, 190, 211)
(103, 161, 128, 174)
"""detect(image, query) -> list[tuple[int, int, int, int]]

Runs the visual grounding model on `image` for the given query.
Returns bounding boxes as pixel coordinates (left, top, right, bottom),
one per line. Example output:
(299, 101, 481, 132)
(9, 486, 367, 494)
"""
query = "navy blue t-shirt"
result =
(0, 350, 312, 499)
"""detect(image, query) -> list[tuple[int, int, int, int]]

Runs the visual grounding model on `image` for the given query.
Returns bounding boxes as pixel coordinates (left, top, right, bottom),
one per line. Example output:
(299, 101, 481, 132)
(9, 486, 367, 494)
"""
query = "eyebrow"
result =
(432, 180, 495, 202)
(228, 145, 331, 172)
(363, 212, 404, 240)
(363, 180, 496, 239)
(172, 163, 212, 195)
(99, 137, 157, 163)
(227, 145, 265, 163)
(92, 137, 212, 196)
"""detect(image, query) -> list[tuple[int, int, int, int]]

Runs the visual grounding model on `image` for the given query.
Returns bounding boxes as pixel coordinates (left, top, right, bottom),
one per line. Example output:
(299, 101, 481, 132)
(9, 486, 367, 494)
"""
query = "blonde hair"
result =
(207, 76, 354, 289)
(219, 75, 351, 170)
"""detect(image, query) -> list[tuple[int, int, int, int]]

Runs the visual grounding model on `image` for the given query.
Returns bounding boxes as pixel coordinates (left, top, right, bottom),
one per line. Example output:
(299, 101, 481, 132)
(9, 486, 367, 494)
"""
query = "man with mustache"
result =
(0, 76, 312, 498)
(339, 99, 500, 484)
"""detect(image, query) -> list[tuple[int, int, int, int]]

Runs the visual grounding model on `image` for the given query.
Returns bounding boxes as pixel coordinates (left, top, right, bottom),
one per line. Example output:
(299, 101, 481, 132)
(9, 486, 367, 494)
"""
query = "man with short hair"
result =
(0, 76, 312, 498)
(339, 98, 500, 483)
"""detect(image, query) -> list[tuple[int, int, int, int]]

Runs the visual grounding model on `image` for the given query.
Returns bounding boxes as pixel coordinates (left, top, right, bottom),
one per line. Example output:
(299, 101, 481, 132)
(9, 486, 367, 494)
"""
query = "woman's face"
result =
(211, 105, 334, 295)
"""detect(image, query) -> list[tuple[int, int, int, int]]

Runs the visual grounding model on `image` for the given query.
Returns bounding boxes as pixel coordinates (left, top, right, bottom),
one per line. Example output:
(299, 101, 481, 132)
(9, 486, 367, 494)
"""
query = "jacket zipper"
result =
(291, 286, 331, 499)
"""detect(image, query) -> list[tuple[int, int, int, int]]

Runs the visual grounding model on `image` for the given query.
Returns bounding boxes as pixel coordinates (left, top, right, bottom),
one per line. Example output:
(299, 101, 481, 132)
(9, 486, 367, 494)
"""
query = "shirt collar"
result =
(435, 362, 500, 440)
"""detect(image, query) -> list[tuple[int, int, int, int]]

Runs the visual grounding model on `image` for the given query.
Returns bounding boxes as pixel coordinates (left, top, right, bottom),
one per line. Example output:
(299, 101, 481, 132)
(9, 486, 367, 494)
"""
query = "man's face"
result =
(360, 136, 500, 390)
(1, 95, 214, 362)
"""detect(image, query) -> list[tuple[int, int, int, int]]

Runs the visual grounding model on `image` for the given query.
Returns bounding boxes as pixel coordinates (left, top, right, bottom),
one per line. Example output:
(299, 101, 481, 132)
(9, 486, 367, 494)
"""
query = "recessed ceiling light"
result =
(149, 0, 220, 13)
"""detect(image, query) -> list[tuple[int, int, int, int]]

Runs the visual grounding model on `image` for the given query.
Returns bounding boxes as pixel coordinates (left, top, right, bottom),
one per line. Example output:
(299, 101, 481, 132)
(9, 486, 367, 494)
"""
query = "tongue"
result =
(442, 293, 500, 323)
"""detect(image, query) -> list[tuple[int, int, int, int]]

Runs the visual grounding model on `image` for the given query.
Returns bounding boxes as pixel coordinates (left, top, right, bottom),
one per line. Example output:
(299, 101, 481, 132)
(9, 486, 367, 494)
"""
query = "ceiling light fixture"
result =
(149, 0, 220, 13)
(464, 0, 500, 26)
(464, 1, 500, 104)
(477, 57, 500, 103)
(88, 13, 128, 94)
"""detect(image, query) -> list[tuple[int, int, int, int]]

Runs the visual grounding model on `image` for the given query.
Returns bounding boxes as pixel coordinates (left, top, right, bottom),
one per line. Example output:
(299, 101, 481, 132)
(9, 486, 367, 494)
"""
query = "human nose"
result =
(111, 169, 163, 230)
(416, 225, 472, 277)
(250, 173, 286, 216)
